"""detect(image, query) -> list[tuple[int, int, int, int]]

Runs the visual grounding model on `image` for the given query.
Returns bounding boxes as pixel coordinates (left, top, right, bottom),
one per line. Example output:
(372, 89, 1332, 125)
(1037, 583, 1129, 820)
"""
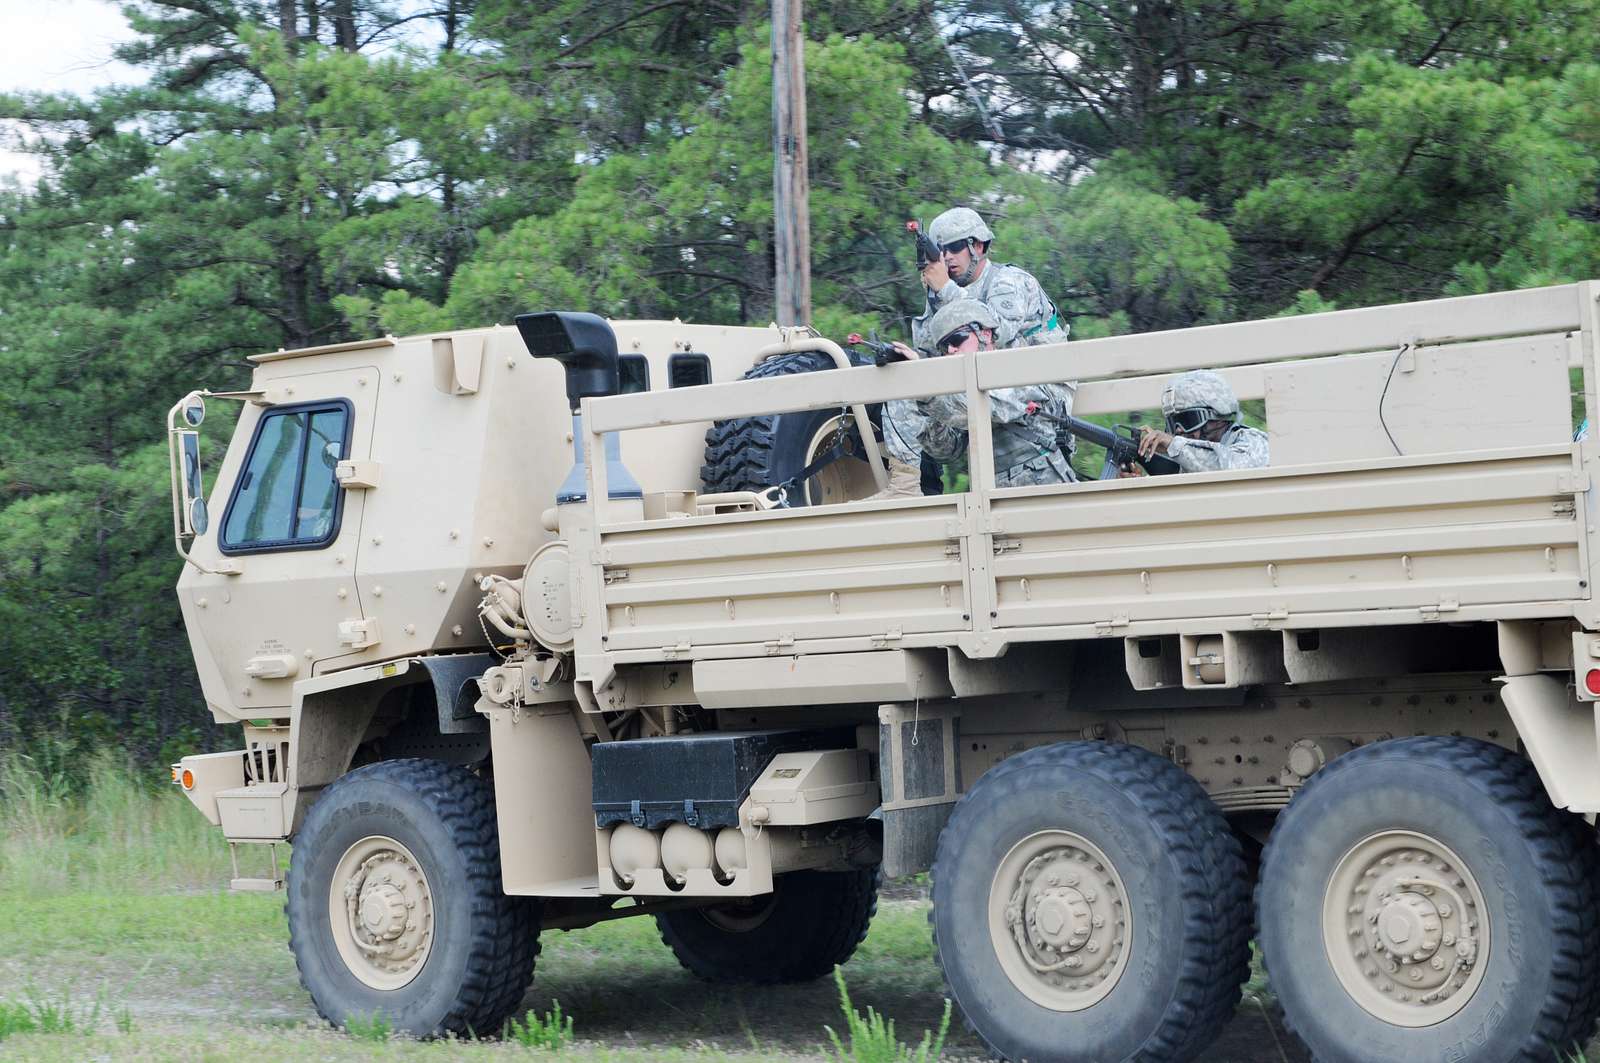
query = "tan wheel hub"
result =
(801, 415, 877, 505)
(329, 835, 435, 990)
(989, 831, 1131, 1011)
(1323, 830, 1488, 1027)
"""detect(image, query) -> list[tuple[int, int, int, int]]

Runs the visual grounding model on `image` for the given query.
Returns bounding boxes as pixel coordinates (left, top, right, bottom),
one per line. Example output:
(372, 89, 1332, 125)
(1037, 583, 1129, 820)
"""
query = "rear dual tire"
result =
(930, 741, 1252, 1063)
(1258, 736, 1600, 1063)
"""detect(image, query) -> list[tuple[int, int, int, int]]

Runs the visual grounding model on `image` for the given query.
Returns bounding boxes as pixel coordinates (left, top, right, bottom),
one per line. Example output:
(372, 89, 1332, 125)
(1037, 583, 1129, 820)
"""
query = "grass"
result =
(505, 1000, 575, 1050)
(825, 968, 950, 1063)
(0, 987, 132, 1043)
(0, 752, 235, 894)
(344, 1011, 394, 1043)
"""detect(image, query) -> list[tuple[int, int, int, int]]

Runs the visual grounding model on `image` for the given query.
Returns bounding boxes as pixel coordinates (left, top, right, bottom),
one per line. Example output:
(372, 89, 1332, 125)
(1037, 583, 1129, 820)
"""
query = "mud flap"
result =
(877, 701, 961, 877)
(1498, 672, 1600, 811)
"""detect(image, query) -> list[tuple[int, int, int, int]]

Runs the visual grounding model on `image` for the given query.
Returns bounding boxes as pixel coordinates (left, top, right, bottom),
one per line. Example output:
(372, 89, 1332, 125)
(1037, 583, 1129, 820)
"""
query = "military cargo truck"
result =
(170, 282, 1600, 1063)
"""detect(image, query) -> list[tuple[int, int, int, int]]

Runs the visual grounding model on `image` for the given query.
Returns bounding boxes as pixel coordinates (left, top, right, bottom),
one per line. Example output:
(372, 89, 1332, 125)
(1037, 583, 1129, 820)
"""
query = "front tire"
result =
(931, 741, 1251, 1063)
(1257, 736, 1600, 1063)
(656, 868, 879, 984)
(286, 758, 540, 1038)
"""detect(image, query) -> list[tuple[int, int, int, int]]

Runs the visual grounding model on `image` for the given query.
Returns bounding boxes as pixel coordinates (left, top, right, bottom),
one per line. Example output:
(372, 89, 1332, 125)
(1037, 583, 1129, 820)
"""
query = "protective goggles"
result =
(938, 324, 982, 352)
(1166, 406, 1216, 434)
(940, 239, 972, 255)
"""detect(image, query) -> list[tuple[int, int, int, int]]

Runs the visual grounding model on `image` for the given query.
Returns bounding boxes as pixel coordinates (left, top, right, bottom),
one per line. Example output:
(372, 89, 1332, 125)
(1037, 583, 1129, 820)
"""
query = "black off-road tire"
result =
(700, 349, 878, 504)
(655, 868, 879, 984)
(1257, 736, 1600, 1063)
(930, 740, 1252, 1063)
(286, 758, 540, 1038)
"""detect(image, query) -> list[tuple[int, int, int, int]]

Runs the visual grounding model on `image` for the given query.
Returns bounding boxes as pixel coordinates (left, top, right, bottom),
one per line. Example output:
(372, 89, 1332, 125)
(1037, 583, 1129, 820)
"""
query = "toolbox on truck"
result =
(591, 728, 854, 830)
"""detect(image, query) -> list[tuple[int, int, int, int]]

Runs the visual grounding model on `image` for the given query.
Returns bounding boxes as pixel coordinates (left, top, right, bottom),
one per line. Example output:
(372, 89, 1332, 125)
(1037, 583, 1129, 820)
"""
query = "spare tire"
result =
(700, 349, 884, 507)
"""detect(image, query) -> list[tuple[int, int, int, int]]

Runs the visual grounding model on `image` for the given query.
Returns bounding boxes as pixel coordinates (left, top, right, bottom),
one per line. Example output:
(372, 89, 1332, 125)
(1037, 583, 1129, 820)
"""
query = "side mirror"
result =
(179, 431, 206, 536)
(181, 393, 206, 427)
(188, 496, 209, 536)
(513, 311, 620, 412)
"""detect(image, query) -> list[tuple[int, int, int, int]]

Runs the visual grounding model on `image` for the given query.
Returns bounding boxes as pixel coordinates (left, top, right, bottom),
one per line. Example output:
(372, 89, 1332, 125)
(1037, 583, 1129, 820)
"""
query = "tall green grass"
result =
(0, 751, 235, 893)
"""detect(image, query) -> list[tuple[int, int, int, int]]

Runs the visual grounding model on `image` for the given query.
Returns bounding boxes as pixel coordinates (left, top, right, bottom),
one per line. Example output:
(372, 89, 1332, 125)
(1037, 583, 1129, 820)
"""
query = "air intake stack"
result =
(514, 311, 642, 505)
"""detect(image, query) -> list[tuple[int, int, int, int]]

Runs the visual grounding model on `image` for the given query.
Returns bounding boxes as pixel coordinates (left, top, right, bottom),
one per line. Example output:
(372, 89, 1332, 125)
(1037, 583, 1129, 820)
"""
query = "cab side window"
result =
(618, 354, 650, 394)
(221, 400, 352, 553)
(668, 353, 711, 388)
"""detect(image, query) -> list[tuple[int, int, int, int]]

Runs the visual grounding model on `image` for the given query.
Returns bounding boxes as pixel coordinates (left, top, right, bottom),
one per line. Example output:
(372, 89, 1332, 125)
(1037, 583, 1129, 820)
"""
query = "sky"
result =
(0, 0, 142, 181)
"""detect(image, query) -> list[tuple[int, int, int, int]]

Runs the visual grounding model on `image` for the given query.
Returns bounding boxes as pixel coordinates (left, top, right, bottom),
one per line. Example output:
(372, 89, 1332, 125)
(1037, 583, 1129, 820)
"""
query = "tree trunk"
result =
(333, 0, 358, 52)
(279, 0, 299, 46)
(443, 0, 461, 52)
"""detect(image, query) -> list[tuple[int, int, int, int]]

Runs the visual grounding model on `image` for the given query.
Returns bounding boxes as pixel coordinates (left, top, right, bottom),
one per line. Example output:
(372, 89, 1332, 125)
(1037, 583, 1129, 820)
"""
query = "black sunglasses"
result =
(940, 239, 971, 255)
(939, 325, 981, 351)
(1166, 407, 1214, 434)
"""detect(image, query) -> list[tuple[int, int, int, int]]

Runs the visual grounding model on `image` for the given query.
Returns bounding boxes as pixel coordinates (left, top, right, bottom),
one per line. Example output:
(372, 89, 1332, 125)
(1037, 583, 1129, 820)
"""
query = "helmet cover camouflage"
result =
(928, 207, 995, 248)
(1161, 369, 1240, 419)
(924, 298, 1000, 352)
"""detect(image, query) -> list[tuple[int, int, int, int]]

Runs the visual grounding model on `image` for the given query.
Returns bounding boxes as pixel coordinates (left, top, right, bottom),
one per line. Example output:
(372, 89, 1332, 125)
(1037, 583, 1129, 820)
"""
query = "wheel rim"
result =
(988, 830, 1132, 1011)
(328, 835, 436, 990)
(699, 893, 779, 933)
(1322, 830, 1490, 1027)
(800, 415, 877, 505)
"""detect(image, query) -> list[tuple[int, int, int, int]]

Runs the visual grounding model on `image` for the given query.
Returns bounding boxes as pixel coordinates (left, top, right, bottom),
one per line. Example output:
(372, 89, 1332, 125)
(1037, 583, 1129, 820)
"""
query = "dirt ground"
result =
(0, 881, 1321, 1062)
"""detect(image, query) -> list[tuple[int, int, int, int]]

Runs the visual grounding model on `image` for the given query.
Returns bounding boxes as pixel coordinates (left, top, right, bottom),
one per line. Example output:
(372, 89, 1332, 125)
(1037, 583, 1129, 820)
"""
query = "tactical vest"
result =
(993, 418, 1073, 486)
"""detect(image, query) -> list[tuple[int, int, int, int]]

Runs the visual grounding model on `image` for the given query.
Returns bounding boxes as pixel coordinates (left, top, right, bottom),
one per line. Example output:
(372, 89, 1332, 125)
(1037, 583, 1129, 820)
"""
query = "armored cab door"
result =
(184, 366, 378, 712)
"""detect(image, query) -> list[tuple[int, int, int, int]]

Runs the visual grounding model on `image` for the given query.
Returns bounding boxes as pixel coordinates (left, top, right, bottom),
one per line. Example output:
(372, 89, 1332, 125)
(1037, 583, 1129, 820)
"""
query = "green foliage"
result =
(344, 1010, 394, 1043)
(421, 30, 987, 334)
(0, 1001, 36, 1040)
(505, 1000, 575, 1050)
(0, 0, 1598, 765)
(824, 967, 950, 1063)
(24, 989, 100, 1035)
(0, 987, 113, 1039)
(0, 751, 234, 892)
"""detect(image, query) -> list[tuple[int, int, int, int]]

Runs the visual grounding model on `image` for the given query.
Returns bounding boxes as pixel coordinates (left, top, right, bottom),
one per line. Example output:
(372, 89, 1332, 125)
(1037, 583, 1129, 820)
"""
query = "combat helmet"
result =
(1161, 369, 1240, 433)
(928, 207, 995, 249)
(924, 298, 999, 353)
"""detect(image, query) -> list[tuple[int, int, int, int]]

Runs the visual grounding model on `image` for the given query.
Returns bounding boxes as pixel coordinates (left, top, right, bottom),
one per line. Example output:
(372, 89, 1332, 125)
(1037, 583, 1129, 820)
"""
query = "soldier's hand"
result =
(920, 259, 950, 291)
(889, 341, 920, 361)
(1138, 427, 1174, 459)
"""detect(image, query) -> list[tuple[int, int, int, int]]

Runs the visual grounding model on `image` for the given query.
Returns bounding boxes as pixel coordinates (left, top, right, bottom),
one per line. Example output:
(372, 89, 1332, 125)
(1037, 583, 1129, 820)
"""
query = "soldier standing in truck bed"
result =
(910, 207, 1068, 353)
(873, 207, 1069, 498)
(895, 299, 1074, 487)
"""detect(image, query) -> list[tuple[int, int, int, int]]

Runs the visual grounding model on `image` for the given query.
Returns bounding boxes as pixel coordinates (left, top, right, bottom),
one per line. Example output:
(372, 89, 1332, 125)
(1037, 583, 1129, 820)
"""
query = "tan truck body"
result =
(168, 281, 1600, 1059)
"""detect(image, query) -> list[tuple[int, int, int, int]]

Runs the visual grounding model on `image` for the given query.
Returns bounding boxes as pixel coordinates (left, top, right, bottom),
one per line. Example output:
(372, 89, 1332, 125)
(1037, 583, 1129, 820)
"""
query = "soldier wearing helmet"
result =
(1134, 369, 1269, 473)
(890, 298, 1075, 489)
(910, 206, 1068, 353)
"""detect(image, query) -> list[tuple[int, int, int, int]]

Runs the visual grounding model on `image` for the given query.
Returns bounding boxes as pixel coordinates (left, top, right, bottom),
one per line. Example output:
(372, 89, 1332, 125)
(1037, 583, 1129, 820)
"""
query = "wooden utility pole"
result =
(771, 0, 811, 326)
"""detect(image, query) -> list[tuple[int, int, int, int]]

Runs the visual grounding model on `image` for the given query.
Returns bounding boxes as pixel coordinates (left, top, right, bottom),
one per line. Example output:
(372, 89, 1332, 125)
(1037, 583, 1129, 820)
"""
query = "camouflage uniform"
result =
(1166, 425, 1270, 473)
(886, 209, 1070, 483)
(912, 299, 1075, 487)
(912, 262, 1069, 353)
(910, 208, 1069, 353)
(1160, 369, 1270, 473)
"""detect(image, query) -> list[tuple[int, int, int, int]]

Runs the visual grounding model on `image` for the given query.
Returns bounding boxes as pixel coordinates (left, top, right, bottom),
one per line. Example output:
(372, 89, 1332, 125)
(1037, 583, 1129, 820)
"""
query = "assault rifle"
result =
(846, 332, 909, 367)
(907, 220, 940, 271)
(1064, 416, 1181, 479)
